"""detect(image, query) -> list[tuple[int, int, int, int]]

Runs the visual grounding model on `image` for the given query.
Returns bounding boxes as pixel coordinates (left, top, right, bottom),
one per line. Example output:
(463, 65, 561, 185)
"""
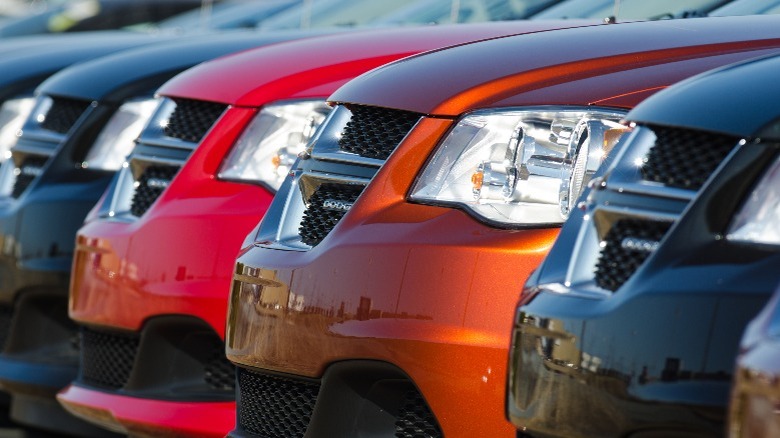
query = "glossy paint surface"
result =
(227, 15, 780, 437)
(69, 107, 263, 336)
(159, 20, 594, 106)
(229, 118, 558, 437)
(0, 31, 176, 97)
(39, 29, 330, 102)
(509, 48, 780, 434)
(58, 384, 235, 437)
(62, 21, 584, 436)
(627, 52, 780, 140)
(330, 15, 780, 115)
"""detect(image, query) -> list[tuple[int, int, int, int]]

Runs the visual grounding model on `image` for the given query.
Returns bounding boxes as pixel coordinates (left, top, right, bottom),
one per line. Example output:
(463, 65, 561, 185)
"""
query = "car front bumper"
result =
(228, 200, 558, 437)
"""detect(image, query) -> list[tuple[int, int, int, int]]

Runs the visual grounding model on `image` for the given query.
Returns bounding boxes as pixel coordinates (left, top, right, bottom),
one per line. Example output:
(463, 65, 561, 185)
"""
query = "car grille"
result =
(130, 165, 180, 217)
(204, 338, 236, 391)
(237, 368, 320, 438)
(339, 105, 421, 160)
(11, 155, 48, 198)
(594, 218, 673, 291)
(640, 125, 739, 190)
(395, 389, 443, 438)
(299, 183, 364, 246)
(164, 98, 227, 143)
(79, 327, 139, 390)
(261, 104, 422, 250)
(79, 323, 234, 396)
(40, 97, 91, 134)
(565, 125, 744, 294)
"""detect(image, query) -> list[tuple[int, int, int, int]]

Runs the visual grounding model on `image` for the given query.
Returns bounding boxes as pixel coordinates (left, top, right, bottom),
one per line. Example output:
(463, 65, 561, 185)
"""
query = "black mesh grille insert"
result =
(0, 305, 13, 351)
(130, 165, 179, 217)
(237, 368, 319, 438)
(11, 155, 48, 198)
(338, 105, 421, 160)
(40, 97, 91, 134)
(204, 338, 235, 391)
(163, 98, 226, 143)
(595, 218, 673, 291)
(79, 327, 139, 390)
(299, 183, 364, 247)
(640, 126, 739, 190)
(395, 389, 443, 438)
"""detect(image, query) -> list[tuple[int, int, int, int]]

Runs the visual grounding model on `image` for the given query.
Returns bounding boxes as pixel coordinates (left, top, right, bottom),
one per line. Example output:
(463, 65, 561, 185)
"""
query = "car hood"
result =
(328, 15, 780, 116)
(158, 20, 597, 107)
(628, 52, 780, 141)
(39, 29, 334, 103)
(0, 31, 175, 99)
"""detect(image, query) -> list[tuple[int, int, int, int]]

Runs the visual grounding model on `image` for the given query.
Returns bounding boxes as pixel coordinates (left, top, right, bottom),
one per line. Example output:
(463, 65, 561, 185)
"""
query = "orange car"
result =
(226, 16, 780, 437)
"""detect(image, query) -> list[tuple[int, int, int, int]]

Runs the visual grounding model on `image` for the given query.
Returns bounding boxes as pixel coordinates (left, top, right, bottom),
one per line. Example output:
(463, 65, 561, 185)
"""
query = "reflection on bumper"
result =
(58, 384, 235, 437)
(226, 210, 558, 437)
(509, 285, 767, 437)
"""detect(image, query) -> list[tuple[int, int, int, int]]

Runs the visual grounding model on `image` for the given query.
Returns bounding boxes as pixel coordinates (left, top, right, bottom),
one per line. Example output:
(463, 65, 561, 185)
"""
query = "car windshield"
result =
(531, 0, 729, 19)
(371, 0, 561, 25)
(709, 0, 780, 15)
(150, 0, 300, 31)
(258, 0, 417, 30)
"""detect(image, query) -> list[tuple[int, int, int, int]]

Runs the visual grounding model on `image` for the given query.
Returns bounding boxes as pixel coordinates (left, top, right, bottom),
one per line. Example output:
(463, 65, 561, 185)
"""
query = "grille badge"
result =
(146, 178, 170, 189)
(620, 237, 660, 252)
(19, 166, 43, 177)
(322, 198, 353, 211)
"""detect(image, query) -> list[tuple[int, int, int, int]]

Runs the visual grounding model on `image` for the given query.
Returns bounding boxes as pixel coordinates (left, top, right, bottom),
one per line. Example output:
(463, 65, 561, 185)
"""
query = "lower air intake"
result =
(0, 305, 13, 351)
(79, 327, 139, 390)
(395, 389, 443, 438)
(237, 368, 320, 438)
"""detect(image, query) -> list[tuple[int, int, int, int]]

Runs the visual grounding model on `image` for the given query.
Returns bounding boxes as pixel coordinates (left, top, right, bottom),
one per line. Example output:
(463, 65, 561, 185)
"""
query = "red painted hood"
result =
(157, 20, 597, 107)
(329, 15, 780, 116)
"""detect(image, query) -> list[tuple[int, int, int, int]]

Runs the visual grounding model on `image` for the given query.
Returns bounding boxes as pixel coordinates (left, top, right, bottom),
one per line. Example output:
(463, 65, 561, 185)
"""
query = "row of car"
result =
(0, 1, 778, 437)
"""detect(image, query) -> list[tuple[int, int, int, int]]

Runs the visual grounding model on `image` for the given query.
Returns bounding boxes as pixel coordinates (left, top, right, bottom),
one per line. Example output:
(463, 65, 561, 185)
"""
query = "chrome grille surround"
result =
(97, 98, 227, 221)
(553, 125, 741, 296)
(254, 104, 422, 251)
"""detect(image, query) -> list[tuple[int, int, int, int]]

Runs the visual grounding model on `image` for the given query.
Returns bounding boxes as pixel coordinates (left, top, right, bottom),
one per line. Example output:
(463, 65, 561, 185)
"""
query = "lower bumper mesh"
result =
(79, 327, 139, 390)
(237, 368, 320, 438)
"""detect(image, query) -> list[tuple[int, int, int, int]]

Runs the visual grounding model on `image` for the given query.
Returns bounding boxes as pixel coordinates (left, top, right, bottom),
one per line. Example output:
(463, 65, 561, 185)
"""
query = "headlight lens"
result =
(727, 153, 780, 245)
(81, 98, 160, 171)
(218, 100, 332, 191)
(0, 96, 36, 161)
(410, 107, 629, 226)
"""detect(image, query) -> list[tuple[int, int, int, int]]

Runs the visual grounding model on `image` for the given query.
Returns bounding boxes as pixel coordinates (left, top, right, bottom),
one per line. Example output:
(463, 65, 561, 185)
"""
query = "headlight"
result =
(410, 107, 629, 227)
(218, 100, 332, 191)
(0, 96, 36, 161)
(80, 98, 160, 171)
(727, 153, 780, 245)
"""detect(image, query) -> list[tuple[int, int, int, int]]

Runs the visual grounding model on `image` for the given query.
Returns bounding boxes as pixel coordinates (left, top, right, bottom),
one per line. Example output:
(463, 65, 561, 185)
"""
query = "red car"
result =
(56, 21, 586, 437)
(224, 15, 780, 437)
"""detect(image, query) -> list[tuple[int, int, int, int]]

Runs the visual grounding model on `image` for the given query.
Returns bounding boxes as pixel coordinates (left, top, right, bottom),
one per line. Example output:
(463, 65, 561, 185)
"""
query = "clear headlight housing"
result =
(727, 153, 780, 246)
(218, 100, 332, 191)
(410, 107, 629, 227)
(0, 96, 36, 161)
(80, 97, 160, 171)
